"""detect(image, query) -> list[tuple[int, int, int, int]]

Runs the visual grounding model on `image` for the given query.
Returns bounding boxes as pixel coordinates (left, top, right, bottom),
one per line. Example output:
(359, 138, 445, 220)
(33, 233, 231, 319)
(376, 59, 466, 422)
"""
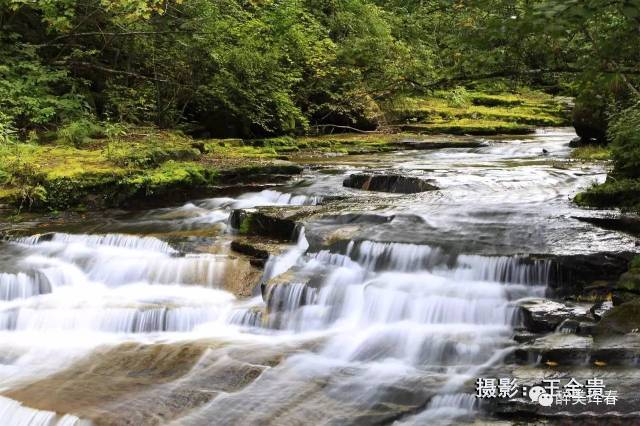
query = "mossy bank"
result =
(0, 90, 570, 212)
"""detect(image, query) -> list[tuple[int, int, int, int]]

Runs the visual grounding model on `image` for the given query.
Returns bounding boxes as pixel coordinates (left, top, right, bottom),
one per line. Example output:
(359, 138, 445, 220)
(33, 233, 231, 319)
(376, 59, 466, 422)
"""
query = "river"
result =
(0, 128, 635, 425)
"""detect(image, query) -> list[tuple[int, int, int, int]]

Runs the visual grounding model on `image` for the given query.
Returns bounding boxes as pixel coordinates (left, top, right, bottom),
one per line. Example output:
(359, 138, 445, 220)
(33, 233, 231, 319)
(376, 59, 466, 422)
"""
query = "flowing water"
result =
(0, 129, 635, 425)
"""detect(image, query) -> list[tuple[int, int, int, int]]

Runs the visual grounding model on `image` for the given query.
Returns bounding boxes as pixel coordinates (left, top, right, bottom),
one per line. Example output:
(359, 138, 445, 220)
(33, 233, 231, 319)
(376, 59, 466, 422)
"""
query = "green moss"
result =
(386, 89, 569, 131)
(571, 146, 612, 161)
(124, 161, 216, 194)
(593, 299, 640, 336)
(470, 93, 524, 107)
(238, 215, 252, 234)
(203, 141, 280, 159)
(575, 178, 640, 211)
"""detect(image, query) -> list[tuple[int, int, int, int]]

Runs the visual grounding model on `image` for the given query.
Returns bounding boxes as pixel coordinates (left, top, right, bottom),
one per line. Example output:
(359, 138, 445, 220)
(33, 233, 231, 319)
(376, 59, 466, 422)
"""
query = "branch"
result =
(64, 61, 170, 83)
(52, 30, 204, 41)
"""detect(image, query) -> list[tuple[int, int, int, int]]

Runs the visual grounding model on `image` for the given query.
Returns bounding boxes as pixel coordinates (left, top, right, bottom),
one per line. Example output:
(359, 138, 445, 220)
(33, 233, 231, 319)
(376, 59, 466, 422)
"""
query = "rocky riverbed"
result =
(0, 128, 638, 425)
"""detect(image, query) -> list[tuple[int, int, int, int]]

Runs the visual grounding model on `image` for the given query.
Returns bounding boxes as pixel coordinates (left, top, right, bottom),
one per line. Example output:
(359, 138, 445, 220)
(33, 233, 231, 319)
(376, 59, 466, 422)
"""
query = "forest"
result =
(0, 0, 639, 210)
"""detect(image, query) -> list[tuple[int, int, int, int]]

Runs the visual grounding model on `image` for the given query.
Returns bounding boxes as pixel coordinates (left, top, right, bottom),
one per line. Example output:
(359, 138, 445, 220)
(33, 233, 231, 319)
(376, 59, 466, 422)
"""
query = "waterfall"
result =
(0, 273, 49, 301)
(227, 308, 263, 328)
(249, 238, 550, 421)
(0, 396, 86, 426)
(0, 306, 223, 333)
(399, 393, 477, 424)
(17, 233, 177, 254)
(11, 235, 230, 288)
(350, 240, 449, 272)
(261, 227, 309, 283)
(312, 240, 552, 284)
(455, 254, 551, 285)
(200, 189, 321, 210)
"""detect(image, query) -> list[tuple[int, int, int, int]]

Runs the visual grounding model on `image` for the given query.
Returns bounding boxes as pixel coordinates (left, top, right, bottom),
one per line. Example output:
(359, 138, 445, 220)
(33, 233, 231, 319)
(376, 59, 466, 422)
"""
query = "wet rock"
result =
(515, 333, 593, 365)
(322, 212, 395, 225)
(572, 215, 640, 238)
(554, 318, 598, 336)
(230, 237, 288, 268)
(515, 330, 640, 367)
(229, 206, 311, 241)
(513, 330, 540, 344)
(569, 136, 584, 147)
(572, 92, 608, 145)
(556, 319, 580, 334)
(577, 321, 598, 336)
(545, 251, 636, 298)
(519, 298, 593, 333)
(343, 173, 438, 194)
(590, 300, 614, 320)
(591, 333, 640, 364)
(593, 299, 640, 336)
(221, 256, 263, 298)
(218, 164, 303, 185)
(613, 270, 640, 304)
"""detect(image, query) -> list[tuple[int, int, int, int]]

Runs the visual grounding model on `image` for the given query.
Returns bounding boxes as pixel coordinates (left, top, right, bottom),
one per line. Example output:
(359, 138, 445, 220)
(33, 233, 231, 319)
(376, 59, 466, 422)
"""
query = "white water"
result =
(0, 396, 85, 426)
(123, 189, 321, 231)
(0, 130, 634, 425)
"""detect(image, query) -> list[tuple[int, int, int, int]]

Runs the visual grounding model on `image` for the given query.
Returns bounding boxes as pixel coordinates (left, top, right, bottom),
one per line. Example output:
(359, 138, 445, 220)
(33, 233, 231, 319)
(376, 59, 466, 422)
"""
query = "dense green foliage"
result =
(610, 106, 640, 179)
(575, 104, 640, 211)
(1, 0, 636, 140)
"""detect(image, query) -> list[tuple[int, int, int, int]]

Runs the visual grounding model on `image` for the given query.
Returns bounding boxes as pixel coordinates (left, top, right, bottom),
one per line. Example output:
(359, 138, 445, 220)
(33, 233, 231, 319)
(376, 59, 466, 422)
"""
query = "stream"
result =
(0, 128, 636, 425)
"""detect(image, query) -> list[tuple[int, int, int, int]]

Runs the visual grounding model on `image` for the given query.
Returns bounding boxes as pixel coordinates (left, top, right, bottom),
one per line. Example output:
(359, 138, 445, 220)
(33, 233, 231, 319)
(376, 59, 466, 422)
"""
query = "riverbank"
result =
(0, 90, 570, 213)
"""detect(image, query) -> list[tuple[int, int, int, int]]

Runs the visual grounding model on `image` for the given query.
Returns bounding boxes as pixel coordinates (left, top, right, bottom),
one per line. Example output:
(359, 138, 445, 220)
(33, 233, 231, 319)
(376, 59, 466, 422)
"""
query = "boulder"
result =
(229, 206, 317, 241)
(593, 299, 640, 336)
(613, 270, 640, 304)
(571, 91, 608, 145)
(544, 251, 635, 298)
(519, 298, 593, 333)
(343, 173, 438, 194)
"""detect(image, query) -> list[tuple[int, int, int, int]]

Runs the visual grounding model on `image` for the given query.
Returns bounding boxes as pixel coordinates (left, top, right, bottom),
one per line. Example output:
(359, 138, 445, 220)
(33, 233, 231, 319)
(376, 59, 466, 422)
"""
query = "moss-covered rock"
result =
(575, 178, 640, 212)
(386, 89, 569, 133)
(230, 207, 302, 241)
(593, 299, 640, 336)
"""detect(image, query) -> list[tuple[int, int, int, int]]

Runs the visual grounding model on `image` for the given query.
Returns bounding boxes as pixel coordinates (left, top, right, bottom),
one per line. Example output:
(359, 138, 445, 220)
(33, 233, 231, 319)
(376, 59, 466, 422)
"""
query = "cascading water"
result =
(0, 130, 635, 425)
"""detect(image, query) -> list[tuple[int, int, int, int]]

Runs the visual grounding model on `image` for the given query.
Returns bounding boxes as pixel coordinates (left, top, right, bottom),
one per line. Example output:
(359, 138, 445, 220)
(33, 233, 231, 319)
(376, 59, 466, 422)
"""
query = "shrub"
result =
(58, 119, 105, 148)
(445, 87, 471, 108)
(609, 105, 640, 179)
